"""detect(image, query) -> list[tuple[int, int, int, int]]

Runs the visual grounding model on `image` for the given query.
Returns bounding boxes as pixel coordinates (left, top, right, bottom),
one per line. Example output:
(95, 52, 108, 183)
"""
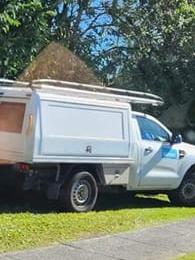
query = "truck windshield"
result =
(0, 102, 26, 133)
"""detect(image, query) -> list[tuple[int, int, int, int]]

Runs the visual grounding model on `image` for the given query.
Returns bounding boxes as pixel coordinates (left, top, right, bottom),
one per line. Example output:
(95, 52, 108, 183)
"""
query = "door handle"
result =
(145, 147, 153, 153)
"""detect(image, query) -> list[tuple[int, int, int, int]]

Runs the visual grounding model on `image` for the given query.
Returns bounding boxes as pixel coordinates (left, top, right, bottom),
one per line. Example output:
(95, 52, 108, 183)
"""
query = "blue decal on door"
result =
(161, 147, 178, 159)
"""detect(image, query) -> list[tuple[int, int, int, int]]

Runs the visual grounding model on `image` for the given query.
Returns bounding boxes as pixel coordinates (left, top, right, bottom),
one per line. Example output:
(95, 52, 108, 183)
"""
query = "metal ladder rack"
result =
(0, 78, 164, 105)
(0, 79, 28, 87)
(32, 79, 164, 106)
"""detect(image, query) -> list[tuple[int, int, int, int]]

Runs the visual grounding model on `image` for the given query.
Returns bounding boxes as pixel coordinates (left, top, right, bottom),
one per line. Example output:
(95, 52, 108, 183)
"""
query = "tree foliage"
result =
(50, 0, 115, 70)
(0, 0, 54, 78)
(0, 0, 194, 109)
(99, 0, 195, 106)
(0, 0, 115, 79)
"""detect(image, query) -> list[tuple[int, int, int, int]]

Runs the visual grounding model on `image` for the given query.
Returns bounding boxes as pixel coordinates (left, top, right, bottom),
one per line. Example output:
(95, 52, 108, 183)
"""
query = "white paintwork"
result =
(39, 99, 129, 157)
(0, 79, 195, 190)
(134, 113, 178, 189)
(103, 164, 130, 185)
(129, 113, 195, 190)
(31, 92, 131, 166)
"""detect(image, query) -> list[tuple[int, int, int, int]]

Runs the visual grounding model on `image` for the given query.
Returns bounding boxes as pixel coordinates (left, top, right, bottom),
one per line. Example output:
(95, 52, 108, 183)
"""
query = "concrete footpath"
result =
(1, 218, 195, 260)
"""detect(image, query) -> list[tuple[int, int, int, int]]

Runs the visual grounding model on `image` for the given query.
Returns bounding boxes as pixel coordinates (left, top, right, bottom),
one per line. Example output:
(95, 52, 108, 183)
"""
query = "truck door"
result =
(135, 115, 179, 188)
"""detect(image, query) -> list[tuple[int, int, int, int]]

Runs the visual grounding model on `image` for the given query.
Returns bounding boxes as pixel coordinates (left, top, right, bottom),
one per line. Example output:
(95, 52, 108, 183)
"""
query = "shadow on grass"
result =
(96, 193, 171, 211)
(0, 189, 173, 214)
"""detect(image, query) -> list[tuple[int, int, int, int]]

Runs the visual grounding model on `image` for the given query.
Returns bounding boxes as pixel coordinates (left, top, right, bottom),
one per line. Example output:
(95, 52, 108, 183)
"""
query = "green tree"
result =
(50, 0, 115, 70)
(0, 0, 115, 80)
(0, 0, 54, 78)
(99, 0, 195, 106)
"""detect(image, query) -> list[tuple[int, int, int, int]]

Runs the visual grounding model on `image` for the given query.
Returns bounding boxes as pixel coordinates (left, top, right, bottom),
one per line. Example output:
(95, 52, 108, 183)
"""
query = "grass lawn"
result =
(1, 191, 195, 253)
(175, 253, 195, 260)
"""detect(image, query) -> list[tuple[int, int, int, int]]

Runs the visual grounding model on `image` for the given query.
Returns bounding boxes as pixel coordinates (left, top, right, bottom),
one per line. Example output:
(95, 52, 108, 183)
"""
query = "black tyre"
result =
(60, 171, 98, 212)
(168, 175, 195, 206)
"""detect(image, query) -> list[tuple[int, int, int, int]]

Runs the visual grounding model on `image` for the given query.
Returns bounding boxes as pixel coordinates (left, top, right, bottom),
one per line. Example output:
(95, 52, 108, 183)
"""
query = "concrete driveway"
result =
(1, 218, 195, 260)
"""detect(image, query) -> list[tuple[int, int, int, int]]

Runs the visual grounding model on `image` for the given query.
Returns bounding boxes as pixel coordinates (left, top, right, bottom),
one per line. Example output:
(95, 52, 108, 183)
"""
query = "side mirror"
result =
(170, 133, 182, 144)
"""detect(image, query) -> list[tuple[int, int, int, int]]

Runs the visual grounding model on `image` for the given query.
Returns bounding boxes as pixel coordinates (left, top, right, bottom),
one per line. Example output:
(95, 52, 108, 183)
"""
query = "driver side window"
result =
(136, 116, 170, 142)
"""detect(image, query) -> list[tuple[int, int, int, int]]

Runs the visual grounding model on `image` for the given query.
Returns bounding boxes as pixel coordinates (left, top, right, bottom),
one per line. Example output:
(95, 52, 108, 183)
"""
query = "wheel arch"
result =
(60, 163, 105, 186)
(176, 158, 195, 188)
(182, 164, 195, 181)
(169, 164, 195, 206)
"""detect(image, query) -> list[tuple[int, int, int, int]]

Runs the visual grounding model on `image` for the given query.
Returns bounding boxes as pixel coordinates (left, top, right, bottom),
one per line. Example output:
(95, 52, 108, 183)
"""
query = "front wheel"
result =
(60, 171, 98, 212)
(168, 175, 195, 206)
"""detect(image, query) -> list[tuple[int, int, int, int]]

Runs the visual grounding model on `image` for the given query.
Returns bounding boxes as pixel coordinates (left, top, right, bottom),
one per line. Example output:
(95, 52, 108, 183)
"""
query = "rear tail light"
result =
(17, 163, 30, 172)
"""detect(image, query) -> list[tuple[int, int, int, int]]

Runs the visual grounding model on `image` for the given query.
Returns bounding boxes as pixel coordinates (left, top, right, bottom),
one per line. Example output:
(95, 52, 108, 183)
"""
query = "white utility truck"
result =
(0, 79, 195, 212)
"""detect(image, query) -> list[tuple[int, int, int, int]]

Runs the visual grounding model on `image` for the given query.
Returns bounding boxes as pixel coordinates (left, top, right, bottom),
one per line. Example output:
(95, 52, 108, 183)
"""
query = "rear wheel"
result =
(60, 171, 98, 212)
(168, 175, 195, 206)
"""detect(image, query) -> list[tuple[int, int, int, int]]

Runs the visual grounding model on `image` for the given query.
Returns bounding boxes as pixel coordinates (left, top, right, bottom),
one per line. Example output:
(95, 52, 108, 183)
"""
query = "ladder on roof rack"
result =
(32, 79, 164, 106)
(0, 78, 164, 105)
(0, 78, 28, 87)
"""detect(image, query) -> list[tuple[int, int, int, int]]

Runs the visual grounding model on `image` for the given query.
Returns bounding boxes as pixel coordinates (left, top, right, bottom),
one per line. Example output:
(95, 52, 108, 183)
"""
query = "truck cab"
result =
(130, 112, 195, 206)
